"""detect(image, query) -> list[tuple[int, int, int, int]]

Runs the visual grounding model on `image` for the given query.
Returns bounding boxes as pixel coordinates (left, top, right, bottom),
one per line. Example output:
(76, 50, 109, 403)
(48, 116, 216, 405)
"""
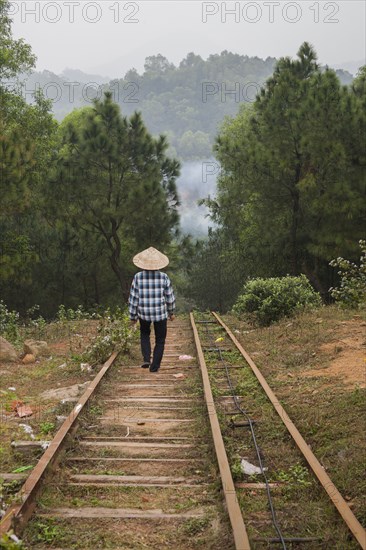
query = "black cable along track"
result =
(199, 314, 288, 550)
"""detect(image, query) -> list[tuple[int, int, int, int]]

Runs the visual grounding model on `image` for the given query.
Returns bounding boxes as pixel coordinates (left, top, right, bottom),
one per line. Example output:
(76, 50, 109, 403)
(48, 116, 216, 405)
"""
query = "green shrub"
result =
(56, 304, 97, 322)
(329, 240, 366, 307)
(0, 300, 20, 342)
(233, 274, 322, 326)
(82, 307, 133, 364)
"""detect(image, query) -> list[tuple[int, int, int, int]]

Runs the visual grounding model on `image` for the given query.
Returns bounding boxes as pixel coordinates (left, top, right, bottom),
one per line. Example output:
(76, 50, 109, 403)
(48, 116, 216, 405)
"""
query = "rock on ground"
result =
(0, 336, 18, 362)
(23, 339, 50, 358)
(40, 381, 91, 401)
(22, 354, 36, 364)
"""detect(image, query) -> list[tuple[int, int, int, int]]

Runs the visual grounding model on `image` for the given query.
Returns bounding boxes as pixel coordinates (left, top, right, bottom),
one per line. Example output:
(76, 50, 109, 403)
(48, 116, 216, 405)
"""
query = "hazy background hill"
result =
(20, 51, 355, 159)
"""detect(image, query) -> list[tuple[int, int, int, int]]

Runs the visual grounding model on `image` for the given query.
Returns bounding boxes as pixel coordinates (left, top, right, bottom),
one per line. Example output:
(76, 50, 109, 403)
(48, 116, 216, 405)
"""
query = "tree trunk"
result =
(290, 162, 301, 274)
(108, 253, 126, 299)
(301, 260, 328, 301)
(109, 219, 128, 300)
(93, 270, 100, 305)
(99, 219, 128, 300)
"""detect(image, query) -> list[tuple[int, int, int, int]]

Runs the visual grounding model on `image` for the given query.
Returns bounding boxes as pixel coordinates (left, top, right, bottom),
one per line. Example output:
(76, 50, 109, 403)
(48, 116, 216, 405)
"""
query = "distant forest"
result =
(21, 52, 354, 160)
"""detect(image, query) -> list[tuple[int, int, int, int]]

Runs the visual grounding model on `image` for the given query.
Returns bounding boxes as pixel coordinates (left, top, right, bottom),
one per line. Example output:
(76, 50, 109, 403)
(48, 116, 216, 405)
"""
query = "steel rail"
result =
(0, 351, 119, 537)
(213, 312, 366, 550)
(190, 313, 251, 550)
(201, 321, 287, 548)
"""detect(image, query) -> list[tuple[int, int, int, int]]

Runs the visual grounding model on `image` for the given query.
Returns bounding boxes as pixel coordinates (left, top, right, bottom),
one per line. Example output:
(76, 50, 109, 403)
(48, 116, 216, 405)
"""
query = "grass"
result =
(194, 307, 365, 548)
(25, 518, 66, 544)
(180, 516, 211, 535)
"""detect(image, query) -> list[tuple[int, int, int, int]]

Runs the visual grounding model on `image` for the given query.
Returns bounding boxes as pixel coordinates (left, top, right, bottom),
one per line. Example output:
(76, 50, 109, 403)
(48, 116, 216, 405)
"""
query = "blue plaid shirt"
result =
(128, 270, 176, 322)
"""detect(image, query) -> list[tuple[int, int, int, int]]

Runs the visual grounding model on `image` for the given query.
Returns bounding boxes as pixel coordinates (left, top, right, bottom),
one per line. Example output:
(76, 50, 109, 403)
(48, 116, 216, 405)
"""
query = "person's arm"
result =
(164, 275, 176, 320)
(128, 275, 139, 323)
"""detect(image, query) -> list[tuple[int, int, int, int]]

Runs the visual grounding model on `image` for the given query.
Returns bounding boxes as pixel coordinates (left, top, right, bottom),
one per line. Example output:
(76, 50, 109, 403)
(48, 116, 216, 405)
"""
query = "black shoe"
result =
(141, 362, 150, 369)
(149, 366, 160, 373)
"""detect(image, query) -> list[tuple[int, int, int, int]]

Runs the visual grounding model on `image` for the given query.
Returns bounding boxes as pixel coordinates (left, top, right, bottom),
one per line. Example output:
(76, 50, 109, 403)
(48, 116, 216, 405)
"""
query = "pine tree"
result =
(54, 92, 180, 296)
(213, 43, 365, 296)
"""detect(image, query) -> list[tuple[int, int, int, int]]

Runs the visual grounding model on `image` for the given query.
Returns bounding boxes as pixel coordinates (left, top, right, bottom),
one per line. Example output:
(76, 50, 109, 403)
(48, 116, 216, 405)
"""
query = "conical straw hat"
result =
(133, 247, 169, 270)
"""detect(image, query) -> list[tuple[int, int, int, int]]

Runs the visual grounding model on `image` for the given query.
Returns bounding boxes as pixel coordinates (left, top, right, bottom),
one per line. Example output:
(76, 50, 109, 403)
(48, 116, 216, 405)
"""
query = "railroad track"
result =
(0, 314, 365, 549)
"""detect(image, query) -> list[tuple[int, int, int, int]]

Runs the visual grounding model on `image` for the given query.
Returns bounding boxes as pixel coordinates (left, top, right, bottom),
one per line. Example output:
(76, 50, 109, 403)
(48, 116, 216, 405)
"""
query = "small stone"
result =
(16, 404, 33, 418)
(22, 354, 36, 364)
(80, 363, 92, 372)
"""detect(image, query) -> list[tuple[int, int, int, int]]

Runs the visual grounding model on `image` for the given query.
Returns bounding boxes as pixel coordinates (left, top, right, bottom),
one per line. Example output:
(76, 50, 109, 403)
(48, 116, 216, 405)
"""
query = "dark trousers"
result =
(139, 318, 167, 370)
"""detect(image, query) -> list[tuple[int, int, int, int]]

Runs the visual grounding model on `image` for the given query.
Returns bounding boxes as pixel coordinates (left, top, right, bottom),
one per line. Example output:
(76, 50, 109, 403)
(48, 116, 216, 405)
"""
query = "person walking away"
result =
(128, 247, 176, 373)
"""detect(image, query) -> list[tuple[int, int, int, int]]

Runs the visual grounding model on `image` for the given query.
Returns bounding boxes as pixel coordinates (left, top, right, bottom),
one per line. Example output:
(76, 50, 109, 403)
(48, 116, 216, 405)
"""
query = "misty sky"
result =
(11, 1, 365, 78)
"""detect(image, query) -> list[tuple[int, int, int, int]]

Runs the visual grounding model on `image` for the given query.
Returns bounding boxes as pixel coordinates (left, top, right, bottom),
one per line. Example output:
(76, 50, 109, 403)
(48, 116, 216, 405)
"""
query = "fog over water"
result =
(177, 159, 219, 236)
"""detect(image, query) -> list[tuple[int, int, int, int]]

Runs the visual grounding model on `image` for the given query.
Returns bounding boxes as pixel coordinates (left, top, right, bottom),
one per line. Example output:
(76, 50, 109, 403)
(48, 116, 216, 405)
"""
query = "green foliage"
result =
(0, 532, 24, 549)
(210, 43, 365, 298)
(56, 304, 95, 322)
(177, 130, 212, 159)
(39, 422, 55, 436)
(51, 92, 180, 298)
(23, 51, 279, 159)
(82, 308, 133, 364)
(233, 275, 322, 326)
(0, 5, 58, 311)
(30, 520, 64, 544)
(231, 458, 244, 481)
(181, 517, 210, 536)
(187, 229, 245, 311)
(276, 463, 312, 487)
(329, 240, 366, 307)
(11, 465, 33, 473)
(0, 0, 36, 81)
(0, 300, 19, 342)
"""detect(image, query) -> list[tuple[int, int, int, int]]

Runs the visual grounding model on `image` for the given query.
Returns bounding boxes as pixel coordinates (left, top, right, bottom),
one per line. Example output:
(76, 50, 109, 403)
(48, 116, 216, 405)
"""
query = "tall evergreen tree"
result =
(0, 0, 59, 312)
(54, 92, 180, 297)
(212, 43, 365, 296)
(0, 0, 35, 84)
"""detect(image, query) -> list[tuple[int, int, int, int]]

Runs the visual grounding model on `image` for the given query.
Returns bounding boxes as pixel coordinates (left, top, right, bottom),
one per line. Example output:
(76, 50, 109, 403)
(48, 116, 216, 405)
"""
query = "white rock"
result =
(240, 458, 267, 476)
(19, 423, 35, 440)
(80, 363, 92, 372)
